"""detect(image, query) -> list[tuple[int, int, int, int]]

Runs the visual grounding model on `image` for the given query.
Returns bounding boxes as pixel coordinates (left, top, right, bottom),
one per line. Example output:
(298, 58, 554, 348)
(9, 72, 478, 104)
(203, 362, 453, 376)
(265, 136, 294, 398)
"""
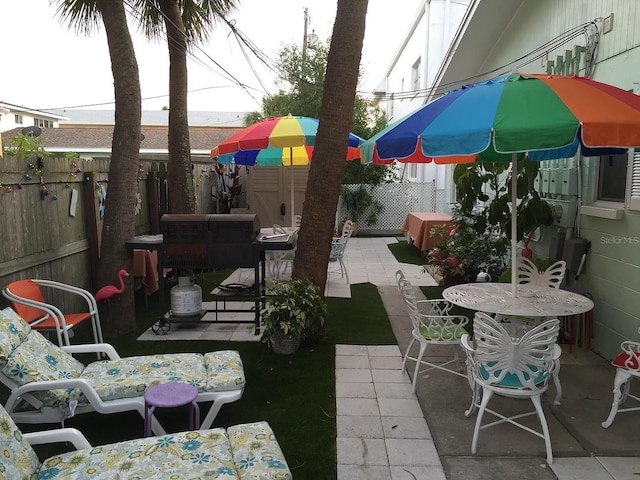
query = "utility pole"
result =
(301, 7, 309, 81)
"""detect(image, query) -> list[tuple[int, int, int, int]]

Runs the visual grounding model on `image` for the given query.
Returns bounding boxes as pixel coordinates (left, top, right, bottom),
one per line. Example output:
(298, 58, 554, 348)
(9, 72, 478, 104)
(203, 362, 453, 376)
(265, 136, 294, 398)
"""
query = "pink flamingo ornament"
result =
(95, 269, 130, 302)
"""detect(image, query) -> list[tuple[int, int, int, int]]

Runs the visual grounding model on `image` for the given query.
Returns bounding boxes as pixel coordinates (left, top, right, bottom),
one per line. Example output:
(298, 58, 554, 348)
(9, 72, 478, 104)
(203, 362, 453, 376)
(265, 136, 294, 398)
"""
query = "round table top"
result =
(442, 282, 594, 317)
(144, 382, 198, 408)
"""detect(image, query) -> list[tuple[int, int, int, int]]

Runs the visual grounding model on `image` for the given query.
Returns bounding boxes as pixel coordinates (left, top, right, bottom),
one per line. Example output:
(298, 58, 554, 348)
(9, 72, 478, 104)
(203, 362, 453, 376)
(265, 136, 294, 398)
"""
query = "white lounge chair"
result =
(0, 401, 291, 479)
(0, 307, 245, 435)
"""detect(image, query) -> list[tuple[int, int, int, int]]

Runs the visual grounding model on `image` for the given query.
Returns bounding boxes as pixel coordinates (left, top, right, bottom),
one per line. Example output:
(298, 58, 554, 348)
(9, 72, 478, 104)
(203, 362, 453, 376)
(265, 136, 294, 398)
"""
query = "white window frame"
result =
(597, 152, 628, 203)
(14, 114, 23, 124)
(411, 58, 421, 94)
(629, 150, 640, 211)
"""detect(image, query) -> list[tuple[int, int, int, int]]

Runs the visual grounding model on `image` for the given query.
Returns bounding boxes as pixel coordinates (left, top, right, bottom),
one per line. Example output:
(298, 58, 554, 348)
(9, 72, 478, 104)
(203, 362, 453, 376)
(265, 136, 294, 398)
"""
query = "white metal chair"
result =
(497, 257, 567, 405)
(2, 279, 103, 348)
(602, 328, 640, 428)
(517, 257, 566, 288)
(461, 312, 561, 464)
(329, 238, 349, 283)
(396, 270, 469, 393)
(267, 223, 300, 279)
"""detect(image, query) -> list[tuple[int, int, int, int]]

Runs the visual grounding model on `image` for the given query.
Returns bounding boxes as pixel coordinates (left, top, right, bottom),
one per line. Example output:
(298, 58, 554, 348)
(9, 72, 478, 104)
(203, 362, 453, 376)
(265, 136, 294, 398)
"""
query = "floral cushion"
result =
(228, 422, 292, 480)
(0, 402, 40, 479)
(39, 428, 239, 479)
(2, 330, 84, 406)
(80, 353, 208, 402)
(204, 351, 246, 392)
(0, 307, 31, 366)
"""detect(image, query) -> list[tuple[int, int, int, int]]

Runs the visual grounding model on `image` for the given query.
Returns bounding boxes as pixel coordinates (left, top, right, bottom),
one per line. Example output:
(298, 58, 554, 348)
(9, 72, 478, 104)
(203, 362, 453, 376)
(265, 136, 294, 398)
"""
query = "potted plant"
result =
(340, 185, 384, 235)
(261, 278, 327, 354)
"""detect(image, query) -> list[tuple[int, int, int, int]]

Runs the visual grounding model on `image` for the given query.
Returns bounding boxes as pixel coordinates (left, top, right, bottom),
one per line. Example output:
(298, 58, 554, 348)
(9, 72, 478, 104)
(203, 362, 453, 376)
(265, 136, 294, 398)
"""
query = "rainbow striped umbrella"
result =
(211, 115, 363, 225)
(361, 73, 640, 293)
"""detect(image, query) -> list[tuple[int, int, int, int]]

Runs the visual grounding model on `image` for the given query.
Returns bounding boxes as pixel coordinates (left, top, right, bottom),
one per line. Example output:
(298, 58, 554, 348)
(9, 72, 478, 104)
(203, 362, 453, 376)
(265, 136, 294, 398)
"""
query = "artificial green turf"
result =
(387, 239, 429, 265)
(11, 272, 397, 479)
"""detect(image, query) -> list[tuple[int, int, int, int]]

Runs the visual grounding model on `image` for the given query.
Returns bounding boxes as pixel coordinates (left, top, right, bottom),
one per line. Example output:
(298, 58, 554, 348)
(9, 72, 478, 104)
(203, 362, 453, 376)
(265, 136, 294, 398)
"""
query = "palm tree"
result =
(134, 0, 236, 213)
(55, 0, 142, 337)
(292, 0, 369, 289)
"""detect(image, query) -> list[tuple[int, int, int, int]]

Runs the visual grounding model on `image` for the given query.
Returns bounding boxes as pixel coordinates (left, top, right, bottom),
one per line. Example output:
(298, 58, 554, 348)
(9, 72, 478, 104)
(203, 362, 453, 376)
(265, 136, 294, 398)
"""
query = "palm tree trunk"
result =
(293, 0, 368, 289)
(161, 0, 196, 214)
(96, 0, 141, 337)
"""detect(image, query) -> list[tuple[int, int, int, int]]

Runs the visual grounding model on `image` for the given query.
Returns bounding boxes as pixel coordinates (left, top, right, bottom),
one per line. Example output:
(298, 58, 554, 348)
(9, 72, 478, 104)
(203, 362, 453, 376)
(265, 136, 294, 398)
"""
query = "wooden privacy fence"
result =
(0, 156, 217, 312)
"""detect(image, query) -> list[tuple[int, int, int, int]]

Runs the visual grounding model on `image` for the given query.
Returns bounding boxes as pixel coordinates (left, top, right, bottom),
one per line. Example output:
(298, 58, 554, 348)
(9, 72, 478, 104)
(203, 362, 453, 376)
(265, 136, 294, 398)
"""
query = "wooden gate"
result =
(247, 165, 309, 227)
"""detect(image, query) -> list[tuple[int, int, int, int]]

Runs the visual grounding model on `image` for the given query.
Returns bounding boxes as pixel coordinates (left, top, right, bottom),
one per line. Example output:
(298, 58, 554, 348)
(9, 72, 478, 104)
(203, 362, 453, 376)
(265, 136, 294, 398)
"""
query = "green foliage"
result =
(453, 158, 553, 242)
(3, 133, 51, 160)
(261, 279, 327, 344)
(340, 185, 384, 226)
(426, 207, 509, 282)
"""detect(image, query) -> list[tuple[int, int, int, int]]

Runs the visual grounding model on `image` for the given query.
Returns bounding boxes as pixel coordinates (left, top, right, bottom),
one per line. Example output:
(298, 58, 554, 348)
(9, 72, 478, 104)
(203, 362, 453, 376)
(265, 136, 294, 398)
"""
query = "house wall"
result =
(0, 104, 62, 132)
(467, 0, 640, 359)
(382, 0, 471, 186)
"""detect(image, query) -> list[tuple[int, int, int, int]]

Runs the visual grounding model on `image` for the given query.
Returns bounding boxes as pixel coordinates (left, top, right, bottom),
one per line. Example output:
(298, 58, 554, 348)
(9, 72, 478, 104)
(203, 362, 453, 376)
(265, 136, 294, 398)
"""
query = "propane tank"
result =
(170, 276, 202, 317)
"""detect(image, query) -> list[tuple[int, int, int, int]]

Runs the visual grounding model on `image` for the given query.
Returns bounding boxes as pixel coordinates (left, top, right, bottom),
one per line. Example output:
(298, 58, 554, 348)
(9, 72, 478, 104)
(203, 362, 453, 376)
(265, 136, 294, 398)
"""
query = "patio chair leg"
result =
(401, 338, 416, 373)
(471, 388, 493, 454)
(602, 370, 631, 428)
(531, 394, 553, 464)
(552, 359, 562, 406)
(412, 341, 428, 393)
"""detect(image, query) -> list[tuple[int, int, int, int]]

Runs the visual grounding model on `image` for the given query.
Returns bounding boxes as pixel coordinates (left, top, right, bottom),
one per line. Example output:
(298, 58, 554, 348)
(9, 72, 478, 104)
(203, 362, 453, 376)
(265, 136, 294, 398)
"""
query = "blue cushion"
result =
(479, 362, 547, 388)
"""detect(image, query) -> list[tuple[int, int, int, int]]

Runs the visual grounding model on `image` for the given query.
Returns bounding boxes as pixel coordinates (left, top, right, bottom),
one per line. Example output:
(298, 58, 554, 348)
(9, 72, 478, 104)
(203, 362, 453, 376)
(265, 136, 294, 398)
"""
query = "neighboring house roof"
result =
(47, 109, 249, 128)
(0, 101, 68, 121)
(1, 126, 242, 158)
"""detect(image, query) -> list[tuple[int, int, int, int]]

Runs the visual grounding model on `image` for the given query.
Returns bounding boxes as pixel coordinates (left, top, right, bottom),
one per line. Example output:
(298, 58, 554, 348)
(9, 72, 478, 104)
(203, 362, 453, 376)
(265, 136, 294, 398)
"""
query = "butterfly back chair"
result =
(395, 270, 469, 393)
(602, 328, 640, 428)
(3, 279, 103, 347)
(517, 257, 566, 288)
(461, 312, 561, 464)
(497, 258, 567, 405)
(0, 307, 245, 436)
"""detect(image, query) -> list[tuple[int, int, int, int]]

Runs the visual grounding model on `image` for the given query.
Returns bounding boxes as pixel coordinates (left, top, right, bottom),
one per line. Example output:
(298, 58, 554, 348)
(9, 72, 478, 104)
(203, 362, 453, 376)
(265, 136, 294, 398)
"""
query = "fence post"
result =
(159, 162, 168, 217)
(148, 163, 160, 233)
(82, 172, 100, 290)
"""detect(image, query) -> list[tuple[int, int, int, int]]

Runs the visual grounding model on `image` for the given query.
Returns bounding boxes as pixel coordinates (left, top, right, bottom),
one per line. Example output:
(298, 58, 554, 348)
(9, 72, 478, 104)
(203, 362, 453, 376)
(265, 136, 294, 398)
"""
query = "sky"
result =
(0, 0, 423, 114)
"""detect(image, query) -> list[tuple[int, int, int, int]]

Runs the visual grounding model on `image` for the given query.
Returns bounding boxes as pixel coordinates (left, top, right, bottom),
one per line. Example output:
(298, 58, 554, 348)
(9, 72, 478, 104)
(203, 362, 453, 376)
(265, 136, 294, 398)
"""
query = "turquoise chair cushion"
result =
(480, 362, 547, 388)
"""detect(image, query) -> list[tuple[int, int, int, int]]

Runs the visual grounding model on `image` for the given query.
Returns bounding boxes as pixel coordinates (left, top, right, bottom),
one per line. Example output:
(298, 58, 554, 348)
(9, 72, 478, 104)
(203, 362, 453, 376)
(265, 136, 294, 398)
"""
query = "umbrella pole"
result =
(511, 152, 518, 297)
(289, 147, 295, 227)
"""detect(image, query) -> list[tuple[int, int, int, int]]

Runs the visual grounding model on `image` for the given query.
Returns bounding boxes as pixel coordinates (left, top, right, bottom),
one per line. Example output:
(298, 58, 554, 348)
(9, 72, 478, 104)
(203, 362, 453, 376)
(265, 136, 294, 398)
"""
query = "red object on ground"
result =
(95, 269, 129, 302)
(445, 257, 461, 268)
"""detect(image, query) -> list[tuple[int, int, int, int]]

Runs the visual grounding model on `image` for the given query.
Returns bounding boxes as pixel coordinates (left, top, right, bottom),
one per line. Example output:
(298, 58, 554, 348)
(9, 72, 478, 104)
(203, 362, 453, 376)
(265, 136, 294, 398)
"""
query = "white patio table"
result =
(442, 283, 594, 318)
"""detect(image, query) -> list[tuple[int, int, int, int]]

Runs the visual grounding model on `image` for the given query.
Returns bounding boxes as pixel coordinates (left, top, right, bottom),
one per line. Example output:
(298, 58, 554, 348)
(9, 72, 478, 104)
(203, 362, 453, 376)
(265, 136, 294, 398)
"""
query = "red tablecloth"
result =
(401, 212, 453, 254)
(132, 249, 159, 295)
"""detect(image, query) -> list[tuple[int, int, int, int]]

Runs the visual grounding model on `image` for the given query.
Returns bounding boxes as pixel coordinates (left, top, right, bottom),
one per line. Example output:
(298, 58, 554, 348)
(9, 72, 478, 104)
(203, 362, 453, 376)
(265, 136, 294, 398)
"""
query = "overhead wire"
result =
(40, 7, 600, 113)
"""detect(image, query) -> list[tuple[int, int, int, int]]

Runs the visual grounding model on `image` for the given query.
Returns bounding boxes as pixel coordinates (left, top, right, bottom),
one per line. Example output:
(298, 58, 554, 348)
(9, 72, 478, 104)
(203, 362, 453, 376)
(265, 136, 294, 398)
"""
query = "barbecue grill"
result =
(160, 214, 260, 269)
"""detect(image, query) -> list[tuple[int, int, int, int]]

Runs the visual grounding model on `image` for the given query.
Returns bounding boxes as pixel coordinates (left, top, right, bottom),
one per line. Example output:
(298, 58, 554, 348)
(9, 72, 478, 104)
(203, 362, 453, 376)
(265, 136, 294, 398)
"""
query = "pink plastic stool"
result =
(144, 382, 200, 437)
